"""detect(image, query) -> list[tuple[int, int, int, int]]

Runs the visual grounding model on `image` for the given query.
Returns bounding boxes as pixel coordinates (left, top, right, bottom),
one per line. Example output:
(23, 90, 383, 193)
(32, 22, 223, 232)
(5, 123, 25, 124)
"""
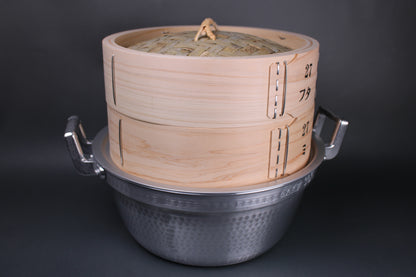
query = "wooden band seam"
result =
(111, 54, 117, 106)
(118, 118, 123, 166)
(268, 126, 289, 178)
(267, 61, 287, 119)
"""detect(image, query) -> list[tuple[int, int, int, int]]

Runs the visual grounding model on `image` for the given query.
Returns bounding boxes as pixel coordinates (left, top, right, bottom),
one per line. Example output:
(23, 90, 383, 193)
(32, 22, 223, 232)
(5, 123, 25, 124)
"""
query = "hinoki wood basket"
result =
(102, 25, 319, 188)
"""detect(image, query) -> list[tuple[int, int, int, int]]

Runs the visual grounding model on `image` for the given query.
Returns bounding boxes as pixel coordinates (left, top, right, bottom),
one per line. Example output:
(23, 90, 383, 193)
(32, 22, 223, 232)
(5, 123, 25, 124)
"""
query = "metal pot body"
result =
(64, 107, 348, 266)
(115, 190, 302, 266)
(106, 169, 312, 266)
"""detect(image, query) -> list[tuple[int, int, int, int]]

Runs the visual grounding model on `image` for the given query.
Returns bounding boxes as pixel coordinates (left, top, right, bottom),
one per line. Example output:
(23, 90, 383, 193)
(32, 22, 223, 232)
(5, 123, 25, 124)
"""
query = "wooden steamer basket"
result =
(102, 24, 319, 188)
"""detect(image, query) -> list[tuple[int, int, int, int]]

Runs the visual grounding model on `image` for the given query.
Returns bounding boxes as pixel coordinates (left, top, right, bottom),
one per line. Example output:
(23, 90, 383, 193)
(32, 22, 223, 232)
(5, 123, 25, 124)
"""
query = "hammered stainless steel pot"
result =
(64, 107, 348, 266)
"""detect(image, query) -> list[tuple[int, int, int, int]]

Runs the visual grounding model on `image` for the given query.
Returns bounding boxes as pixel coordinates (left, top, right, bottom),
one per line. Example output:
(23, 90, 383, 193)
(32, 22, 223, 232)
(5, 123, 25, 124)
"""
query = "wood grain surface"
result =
(102, 26, 319, 187)
(102, 26, 319, 128)
(107, 106, 314, 188)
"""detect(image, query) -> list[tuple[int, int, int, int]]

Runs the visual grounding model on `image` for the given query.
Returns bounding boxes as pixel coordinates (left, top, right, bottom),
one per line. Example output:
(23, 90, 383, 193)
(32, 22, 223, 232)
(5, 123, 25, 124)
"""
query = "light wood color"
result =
(194, 18, 218, 41)
(107, 106, 314, 188)
(102, 26, 319, 128)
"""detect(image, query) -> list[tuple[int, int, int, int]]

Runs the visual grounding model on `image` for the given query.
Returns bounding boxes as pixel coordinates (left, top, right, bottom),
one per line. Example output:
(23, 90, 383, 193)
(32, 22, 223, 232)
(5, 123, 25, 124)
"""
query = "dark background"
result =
(1, 0, 415, 276)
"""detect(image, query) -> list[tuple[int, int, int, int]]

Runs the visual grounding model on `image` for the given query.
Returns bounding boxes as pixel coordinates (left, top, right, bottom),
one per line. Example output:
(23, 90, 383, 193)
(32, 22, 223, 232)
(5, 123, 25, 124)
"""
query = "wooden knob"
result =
(194, 18, 218, 41)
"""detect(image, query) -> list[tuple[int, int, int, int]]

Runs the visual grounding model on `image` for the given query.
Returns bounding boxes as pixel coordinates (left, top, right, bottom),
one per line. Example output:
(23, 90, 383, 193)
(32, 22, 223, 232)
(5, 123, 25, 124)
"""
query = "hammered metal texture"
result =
(106, 171, 314, 213)
(114, 190, 303, 266)
(92, 129, 323, 266)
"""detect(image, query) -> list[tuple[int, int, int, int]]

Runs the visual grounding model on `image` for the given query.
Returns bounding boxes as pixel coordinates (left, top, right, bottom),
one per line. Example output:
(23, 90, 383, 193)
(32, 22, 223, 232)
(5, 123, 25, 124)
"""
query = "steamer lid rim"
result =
(103, 25, 319, 60)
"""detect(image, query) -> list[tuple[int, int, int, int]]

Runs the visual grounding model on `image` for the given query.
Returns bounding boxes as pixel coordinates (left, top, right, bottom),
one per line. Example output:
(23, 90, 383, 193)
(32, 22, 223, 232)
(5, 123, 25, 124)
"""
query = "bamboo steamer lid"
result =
(102, 19, 320, 188)
(102, 19, 319, 128)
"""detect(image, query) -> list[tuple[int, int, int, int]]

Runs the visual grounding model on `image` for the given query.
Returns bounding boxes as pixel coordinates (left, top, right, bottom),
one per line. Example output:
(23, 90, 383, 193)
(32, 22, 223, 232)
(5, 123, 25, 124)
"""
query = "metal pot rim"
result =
(64, 107, 347, 211)
(64, 107, 347, 197)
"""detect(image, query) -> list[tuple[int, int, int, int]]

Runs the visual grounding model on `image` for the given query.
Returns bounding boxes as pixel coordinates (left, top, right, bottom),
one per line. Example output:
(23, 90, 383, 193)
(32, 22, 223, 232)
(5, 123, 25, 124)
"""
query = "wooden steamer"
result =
(102, 24, 319, 188)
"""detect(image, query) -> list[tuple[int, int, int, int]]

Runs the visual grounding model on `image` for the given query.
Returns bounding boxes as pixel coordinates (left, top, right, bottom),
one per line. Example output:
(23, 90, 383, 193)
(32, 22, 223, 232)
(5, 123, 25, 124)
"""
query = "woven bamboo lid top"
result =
(128, 19, 293, 57)
(129, 31, 292, 57)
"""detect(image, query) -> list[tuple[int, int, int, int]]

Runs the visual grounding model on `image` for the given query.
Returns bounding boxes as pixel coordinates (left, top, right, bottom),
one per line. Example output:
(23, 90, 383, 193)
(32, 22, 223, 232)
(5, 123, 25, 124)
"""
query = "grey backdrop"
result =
(1, 0, 415, 276)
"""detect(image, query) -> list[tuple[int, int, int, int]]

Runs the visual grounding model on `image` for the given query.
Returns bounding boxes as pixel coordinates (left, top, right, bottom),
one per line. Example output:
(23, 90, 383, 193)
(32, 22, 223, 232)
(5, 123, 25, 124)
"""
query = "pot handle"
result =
(313, 107, 349, 160)
(64, 116, 105, 178)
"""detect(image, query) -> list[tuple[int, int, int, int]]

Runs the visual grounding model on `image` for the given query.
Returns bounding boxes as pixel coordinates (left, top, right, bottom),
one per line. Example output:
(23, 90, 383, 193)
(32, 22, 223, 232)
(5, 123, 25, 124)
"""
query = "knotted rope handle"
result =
(194, 18, 218, 42)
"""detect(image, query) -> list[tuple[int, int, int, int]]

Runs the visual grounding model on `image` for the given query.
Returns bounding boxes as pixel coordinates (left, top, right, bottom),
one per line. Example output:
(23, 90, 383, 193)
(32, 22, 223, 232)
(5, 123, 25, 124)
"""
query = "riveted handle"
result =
(64, 116, 105, 178)
(313, 107, 349, 160)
